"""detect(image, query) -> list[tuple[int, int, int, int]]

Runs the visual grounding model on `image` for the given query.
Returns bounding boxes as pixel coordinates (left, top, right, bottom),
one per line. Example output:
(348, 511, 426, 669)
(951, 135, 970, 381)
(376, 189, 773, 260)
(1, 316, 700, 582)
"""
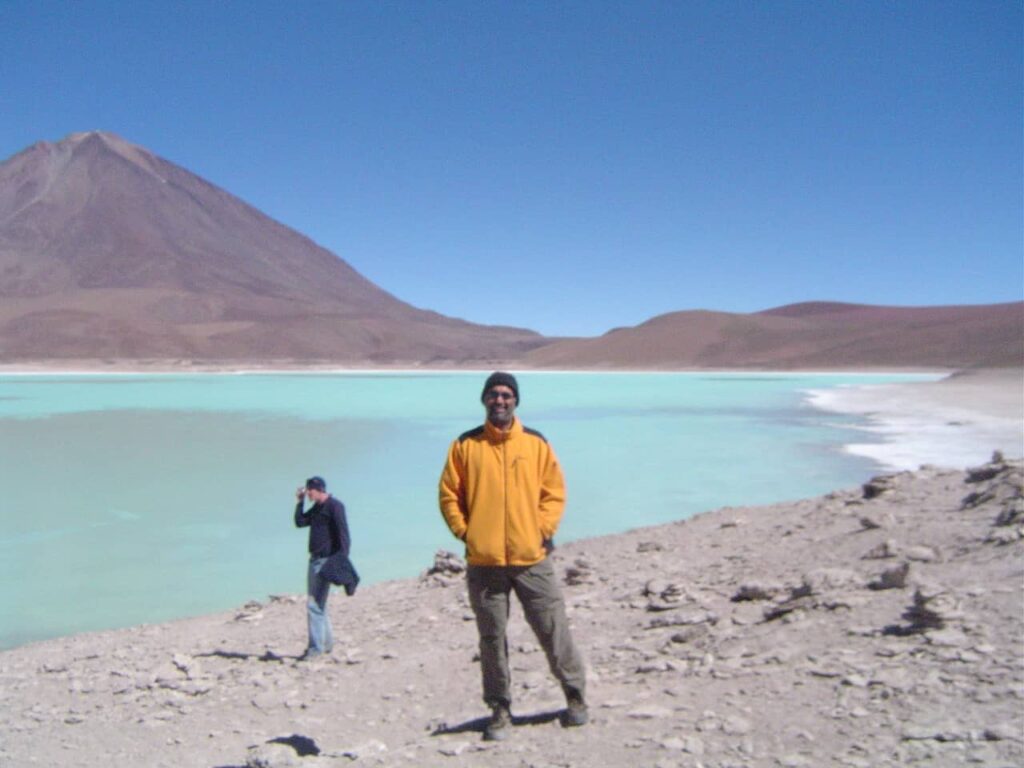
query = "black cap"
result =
(481, 371, 519, 404)
(305, 476, 327, 492)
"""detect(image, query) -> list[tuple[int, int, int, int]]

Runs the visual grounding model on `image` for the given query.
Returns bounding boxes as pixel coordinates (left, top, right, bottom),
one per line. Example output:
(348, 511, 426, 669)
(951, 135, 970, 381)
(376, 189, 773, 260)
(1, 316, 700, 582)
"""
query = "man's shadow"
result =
(212, 734, 319, 768)
(195, 648, 296, 663)
(431, 707, 563, 737)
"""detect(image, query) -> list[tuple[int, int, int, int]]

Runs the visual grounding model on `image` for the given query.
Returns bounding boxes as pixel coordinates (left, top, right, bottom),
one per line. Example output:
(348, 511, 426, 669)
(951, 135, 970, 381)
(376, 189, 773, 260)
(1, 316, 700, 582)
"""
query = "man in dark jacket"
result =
(294, 476, 350, 659)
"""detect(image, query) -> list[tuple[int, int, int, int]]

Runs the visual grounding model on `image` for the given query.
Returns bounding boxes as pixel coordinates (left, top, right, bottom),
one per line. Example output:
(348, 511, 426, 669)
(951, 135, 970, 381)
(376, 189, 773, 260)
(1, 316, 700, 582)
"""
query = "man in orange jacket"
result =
(439, 372, 587, 741)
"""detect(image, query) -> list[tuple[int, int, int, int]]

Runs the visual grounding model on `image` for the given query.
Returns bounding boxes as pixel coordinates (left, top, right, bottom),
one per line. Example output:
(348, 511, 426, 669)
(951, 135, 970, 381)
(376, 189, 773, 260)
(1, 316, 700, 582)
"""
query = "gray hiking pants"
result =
(467, 557, 586, 709)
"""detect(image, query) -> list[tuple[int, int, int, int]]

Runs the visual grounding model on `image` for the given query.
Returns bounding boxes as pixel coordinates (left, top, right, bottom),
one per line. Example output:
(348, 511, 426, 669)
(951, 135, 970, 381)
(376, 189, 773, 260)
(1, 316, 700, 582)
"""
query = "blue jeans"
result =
(306, 557, 334, 654)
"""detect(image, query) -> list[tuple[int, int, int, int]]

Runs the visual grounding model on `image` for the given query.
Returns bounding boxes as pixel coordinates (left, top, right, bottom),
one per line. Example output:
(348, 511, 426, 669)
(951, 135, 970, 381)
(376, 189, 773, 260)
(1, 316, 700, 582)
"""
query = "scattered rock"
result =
(863, 473, 905, 499)
(862, 539, 899, 560)
(438, 740, 472, 756)
(647, 608, 717, 627)
(246, 743, 303, 768)
(799, 568, 863, 594)
(637, 541, 664, 553)
(644, 580, 688, 610)
(235, 600, 265, 623)
(868, 562, 910, 591)
(335, 739, 388, 760)
(420, 550, 466, 585)
(3, 456, 1022, 768)
(859, 511, 896, 530)
(565, 557, 595, 586)
(627, 705, 674, 720)
(722, 714, 752, 735)
(903, 545, 939, 562)
(731, 582, 784, 602)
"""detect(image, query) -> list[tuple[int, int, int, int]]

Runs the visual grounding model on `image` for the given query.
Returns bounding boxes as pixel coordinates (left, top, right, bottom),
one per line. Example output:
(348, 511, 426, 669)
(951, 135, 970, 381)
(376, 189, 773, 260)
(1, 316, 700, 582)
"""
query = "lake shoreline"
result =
(2, 455, 1021, 767)
(0, 360, 956, 374)
(2, 367, 1018, 651)
(805, 368, 1023, 471)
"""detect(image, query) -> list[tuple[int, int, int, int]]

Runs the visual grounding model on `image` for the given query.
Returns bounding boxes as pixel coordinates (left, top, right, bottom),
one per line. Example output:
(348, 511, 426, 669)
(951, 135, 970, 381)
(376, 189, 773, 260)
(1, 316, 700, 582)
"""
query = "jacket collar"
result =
(484, 416, 522, 443)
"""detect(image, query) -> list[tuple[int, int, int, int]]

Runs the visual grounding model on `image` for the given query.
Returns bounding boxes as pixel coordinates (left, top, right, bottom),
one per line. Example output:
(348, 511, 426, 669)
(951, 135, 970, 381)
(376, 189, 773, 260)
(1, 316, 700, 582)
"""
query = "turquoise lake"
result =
(0, 371, 936, 649)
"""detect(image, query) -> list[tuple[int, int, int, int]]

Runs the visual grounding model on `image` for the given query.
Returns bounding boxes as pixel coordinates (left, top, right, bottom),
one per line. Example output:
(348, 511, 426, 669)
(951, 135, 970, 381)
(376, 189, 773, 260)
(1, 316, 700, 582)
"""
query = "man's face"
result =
(306, 487, 328, 504)
(484, 384, 517, 428)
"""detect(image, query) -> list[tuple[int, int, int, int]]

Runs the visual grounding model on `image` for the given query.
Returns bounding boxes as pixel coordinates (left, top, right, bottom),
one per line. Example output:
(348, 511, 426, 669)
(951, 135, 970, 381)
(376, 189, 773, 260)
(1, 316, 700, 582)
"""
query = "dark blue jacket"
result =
(294, 496, 350, 559)
(319, 552, 360, 595)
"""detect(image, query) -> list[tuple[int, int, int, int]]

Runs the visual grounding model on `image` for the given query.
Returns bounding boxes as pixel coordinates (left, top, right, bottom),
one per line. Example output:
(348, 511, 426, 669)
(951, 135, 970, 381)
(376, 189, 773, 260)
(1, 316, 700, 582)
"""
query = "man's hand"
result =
(295, 486, 306, 501)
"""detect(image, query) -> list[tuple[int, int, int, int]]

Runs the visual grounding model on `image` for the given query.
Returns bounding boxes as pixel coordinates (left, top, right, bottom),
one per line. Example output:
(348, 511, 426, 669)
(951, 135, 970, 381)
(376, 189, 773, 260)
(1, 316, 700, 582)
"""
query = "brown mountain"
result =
(523, 301, 1024, 369)
(0, 131, 545, 363)
(2, 133, 1020, 370)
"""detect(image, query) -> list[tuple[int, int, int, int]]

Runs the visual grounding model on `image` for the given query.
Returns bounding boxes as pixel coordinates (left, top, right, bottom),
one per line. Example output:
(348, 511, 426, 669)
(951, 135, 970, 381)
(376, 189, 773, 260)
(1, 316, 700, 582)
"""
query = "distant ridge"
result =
(0, 133, 1020, 369)
(0, 131, 544, 363)
(523, 301, 1024, 369)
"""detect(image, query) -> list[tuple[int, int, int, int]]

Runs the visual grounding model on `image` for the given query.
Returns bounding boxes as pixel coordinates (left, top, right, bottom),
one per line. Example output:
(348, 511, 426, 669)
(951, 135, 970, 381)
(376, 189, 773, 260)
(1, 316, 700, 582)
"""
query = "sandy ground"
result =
(1, 455, 1021, 768)
(807, 368, 1023, 471)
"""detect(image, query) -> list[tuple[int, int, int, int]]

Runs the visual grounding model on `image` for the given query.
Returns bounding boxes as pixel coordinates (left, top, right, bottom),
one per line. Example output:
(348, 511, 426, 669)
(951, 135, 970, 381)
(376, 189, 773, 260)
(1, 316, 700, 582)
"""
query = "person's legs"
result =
(513, 558, 587, 703)
(306, 557, 333, 655)
(467, 566, 513, 710)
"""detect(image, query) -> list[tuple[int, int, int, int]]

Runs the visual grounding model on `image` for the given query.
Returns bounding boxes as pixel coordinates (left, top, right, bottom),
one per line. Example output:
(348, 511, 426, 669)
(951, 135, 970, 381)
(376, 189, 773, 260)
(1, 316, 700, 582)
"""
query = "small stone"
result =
(800, 568, 863, 594)
(862, 539, 899, 560)
(732, 582, 783, 602)
(904, 545, 939, 562)
(731, 604, 764, 626)
(628, 705, 674, 719)
(245, 743, 303, 768)
(438, 741, 471, 756)
(926, 629, 969, 647)
(722, 714, 751, 735)
(983, 724, 1018, 741)
(681, 735, 705, 755)
(637, 541, 664, 553)
(863, 474, 901, 499)
(336, 740, 388, 760)
(659, 737, 687, 751)
(869, 562, 910, 590)
(859, 511, 895, 530)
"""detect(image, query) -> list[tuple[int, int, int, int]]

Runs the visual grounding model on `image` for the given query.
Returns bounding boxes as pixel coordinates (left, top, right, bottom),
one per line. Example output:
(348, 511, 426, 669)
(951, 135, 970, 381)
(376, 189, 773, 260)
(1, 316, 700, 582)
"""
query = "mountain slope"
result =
(0, 132, 544, 362)
(522, 301, 1023, 369)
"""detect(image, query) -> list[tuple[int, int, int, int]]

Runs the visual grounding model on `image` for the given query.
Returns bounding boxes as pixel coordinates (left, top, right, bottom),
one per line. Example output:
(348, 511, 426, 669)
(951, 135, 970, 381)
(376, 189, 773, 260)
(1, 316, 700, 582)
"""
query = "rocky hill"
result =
(1, 455, 1021, 767)
(0, 132, 544, 364)
(1, 133, 1019, 370)
(523, 301, 1024, 369)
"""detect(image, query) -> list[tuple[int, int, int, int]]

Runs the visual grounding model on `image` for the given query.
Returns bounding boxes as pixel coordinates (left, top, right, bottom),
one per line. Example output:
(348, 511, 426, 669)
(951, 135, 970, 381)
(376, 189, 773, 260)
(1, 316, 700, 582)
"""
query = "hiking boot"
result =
(563, 689, 589, 727)
(483, 705, 512, 741)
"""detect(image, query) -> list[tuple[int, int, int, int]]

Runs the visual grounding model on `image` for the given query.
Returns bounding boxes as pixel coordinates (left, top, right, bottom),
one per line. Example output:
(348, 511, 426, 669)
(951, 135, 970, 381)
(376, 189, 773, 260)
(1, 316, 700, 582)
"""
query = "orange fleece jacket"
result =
(439, 417, 566, 567)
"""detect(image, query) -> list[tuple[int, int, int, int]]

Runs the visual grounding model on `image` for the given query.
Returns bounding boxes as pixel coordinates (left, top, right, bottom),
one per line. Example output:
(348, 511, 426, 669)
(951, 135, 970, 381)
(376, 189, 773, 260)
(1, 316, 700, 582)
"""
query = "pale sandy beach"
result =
(807, 368, 1023, 472)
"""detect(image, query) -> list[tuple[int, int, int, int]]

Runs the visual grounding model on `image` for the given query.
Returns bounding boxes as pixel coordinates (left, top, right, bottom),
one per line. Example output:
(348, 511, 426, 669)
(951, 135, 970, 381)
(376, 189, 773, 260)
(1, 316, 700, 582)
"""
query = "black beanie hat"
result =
(481, 371, 519, 404)
(305, 476, 327, 492)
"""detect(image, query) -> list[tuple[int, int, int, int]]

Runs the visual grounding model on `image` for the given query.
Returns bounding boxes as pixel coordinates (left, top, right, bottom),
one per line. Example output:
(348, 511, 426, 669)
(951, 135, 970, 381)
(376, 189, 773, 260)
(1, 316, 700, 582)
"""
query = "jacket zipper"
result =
(502, 439, 510, 565)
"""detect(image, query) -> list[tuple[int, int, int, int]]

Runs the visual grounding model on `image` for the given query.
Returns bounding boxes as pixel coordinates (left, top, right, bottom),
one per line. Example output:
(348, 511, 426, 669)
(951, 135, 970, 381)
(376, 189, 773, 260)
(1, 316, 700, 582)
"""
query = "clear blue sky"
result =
(2, 1, 1021, 337)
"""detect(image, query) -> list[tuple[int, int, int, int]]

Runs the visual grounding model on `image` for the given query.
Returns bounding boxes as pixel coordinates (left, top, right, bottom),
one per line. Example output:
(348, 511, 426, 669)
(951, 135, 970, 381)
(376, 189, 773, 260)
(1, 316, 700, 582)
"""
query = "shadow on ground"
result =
(431, 707, 564, 737)
(197, 648, 295, 663)
(212, 733, 320, 768)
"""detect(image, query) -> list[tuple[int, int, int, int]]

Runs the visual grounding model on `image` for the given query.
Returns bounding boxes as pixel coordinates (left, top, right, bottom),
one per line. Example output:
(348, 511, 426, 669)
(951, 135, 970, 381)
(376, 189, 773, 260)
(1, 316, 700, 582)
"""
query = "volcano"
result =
(0, 131, 545, 364)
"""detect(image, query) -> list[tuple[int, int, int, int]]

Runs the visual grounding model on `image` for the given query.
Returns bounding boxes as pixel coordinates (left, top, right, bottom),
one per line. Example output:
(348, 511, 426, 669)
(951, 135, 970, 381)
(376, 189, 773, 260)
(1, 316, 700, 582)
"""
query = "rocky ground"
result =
(1, 455, 1022, 768)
